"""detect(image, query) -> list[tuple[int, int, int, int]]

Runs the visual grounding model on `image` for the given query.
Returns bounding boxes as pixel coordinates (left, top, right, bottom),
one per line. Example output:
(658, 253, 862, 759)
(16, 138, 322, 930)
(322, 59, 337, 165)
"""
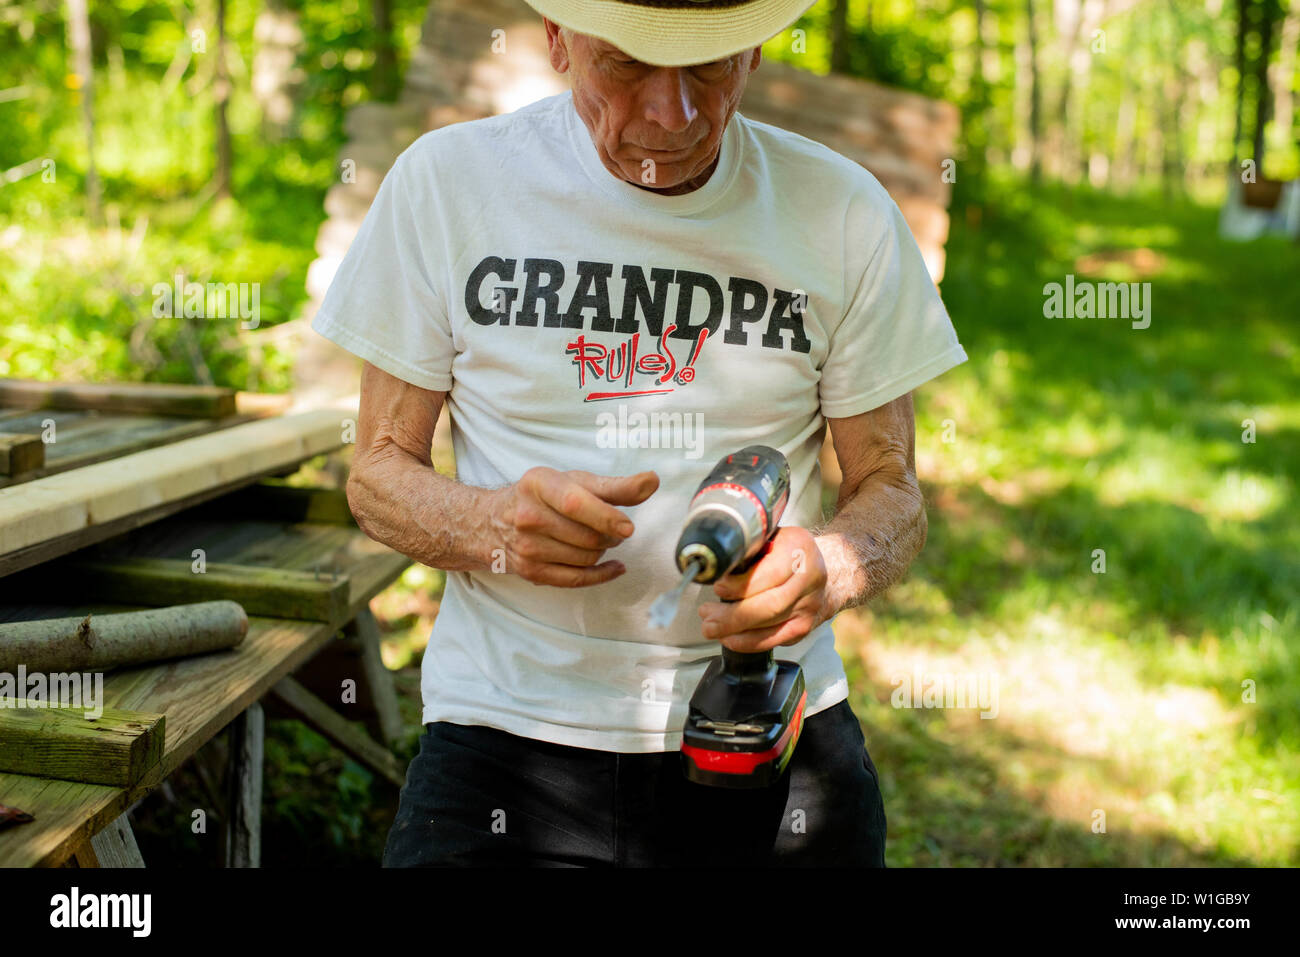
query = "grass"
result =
(838, 173, 1300, 866)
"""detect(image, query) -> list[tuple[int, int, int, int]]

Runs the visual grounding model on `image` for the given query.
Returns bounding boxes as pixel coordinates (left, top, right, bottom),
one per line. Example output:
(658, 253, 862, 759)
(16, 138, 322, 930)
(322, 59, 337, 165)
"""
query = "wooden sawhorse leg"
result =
(62, 812, 147, 868)
(224, 702, 264, 867)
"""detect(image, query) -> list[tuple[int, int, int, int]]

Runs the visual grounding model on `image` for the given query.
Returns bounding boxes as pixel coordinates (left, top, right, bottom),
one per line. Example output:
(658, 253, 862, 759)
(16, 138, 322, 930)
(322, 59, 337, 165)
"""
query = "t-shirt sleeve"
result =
(310, 145, 456, 392)
(817, 193, 968, 418)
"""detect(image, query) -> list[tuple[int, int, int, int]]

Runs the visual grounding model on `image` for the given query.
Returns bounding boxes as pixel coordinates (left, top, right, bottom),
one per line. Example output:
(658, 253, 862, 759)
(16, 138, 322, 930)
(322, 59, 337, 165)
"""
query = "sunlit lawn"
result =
(841, 174, 1299, 866)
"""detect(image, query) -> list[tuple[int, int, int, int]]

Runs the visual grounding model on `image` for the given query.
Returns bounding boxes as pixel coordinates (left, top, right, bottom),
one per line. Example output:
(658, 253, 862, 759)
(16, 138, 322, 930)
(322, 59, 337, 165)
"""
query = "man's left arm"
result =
(698, 391, 925, 650)
(814, 390, 925, 618)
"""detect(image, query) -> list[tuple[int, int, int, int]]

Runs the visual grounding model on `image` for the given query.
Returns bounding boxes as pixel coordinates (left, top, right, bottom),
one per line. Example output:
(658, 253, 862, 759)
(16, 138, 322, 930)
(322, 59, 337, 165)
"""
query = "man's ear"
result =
(543, 18, 570, 73)
(749, 45, 762, 73)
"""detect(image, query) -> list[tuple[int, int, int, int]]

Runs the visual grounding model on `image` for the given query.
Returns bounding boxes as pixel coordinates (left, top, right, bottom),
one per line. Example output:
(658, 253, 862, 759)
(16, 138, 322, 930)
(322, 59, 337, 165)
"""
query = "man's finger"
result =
(528, 559, 626, 588)
(700, 573, 806, 635)
(718, 619, 806, 653)
(512, 535, 609, 569)
(535, 504, 625, 551)
(571, 470, 660, 507)
(534, 474, 636, 539)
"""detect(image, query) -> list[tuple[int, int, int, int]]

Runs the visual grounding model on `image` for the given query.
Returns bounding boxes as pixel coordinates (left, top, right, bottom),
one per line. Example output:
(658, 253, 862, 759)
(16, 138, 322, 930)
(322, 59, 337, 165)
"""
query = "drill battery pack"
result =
(680, 649, 807, 789)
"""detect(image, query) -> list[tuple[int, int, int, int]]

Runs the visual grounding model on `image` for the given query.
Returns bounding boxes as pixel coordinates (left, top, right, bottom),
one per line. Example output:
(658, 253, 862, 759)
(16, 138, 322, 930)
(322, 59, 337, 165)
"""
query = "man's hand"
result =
(695, 525, 834, 653)
(488, 468, 660, 588)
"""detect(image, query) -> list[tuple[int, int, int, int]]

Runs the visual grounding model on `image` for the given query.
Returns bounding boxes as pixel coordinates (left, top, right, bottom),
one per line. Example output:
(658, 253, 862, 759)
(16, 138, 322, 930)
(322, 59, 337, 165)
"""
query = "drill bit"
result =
(648, 557, 705, 629)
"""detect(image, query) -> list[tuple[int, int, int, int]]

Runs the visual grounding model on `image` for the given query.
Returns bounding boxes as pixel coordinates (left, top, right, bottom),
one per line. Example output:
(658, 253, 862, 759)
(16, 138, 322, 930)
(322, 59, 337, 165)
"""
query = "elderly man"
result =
(312, 0, 967, 867)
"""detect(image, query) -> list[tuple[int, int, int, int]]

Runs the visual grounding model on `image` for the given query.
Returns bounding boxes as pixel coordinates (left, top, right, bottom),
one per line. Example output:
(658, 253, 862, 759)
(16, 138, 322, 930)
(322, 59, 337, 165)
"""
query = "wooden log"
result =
(0, 433, 44, 475)
(224, 702, 263, 868)
(269, 677, 405, 788)
(0, 600, 248, 673)
(0, 406, 352, 573)
(88, 812, 145, 867)
(0, 703, 164, 787)
(0, 378, 237, 419)
(48, 558, 350, 625)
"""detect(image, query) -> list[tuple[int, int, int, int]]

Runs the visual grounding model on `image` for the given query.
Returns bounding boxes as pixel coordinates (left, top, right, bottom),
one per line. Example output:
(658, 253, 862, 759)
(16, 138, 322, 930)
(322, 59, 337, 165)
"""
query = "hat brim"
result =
(521, 0, 820, 67)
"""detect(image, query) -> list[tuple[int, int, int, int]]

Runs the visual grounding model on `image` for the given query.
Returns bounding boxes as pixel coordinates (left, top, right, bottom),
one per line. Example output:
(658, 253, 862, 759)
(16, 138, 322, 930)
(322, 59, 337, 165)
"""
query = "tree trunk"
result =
(1252, 0, 1278, 175)
(1025, 0, 1043, 184)
(64, 0, 99, 223)
(252, 0, 305, 140)
(830, 0, 851, 74)
(1233, 0, 1250, 171)
(371, 0, 399, 101)
(1272, 0, 1299, 163)
(214, 0, 232, 199)
(1114, 85, 1138, 190)
(979, 0, 1004, 165)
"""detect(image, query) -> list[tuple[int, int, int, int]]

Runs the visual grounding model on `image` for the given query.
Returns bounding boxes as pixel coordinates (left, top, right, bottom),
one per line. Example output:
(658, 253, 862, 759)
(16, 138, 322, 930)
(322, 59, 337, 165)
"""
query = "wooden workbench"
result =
(0, 499, 412, 866)
(0, 610, 335, 867)
(0, 380, 416, 867)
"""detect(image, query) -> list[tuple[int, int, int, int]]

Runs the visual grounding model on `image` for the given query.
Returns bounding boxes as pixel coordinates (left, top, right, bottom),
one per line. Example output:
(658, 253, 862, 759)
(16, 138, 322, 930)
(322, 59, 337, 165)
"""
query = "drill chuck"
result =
(672, 447, 791, 584)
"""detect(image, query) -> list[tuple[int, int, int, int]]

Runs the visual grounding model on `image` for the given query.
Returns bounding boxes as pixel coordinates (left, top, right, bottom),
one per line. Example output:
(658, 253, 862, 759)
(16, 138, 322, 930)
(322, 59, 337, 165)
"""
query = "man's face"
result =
(543, 19, 760, 195)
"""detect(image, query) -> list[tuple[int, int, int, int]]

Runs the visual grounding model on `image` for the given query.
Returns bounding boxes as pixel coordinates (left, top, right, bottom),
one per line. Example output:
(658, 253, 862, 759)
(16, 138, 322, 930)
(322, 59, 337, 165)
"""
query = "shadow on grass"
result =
(844, 662, 1260, 867)
(915, 474, 1298, 744)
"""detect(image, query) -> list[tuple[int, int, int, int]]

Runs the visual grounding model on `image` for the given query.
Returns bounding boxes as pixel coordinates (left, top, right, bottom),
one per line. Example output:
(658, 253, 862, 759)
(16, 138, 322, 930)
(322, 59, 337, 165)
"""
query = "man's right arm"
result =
(346, 361, 495, 573)
(346, 362, 660, 585)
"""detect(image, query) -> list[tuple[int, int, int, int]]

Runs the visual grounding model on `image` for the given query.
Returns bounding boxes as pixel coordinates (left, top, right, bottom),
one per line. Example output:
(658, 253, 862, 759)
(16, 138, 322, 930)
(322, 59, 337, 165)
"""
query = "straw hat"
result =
(521, 0, 820, 67)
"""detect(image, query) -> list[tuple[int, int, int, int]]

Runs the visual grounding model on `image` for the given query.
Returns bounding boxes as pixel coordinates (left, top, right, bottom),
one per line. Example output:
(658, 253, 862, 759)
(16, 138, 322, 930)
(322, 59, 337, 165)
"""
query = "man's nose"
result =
(642, 67, 697, 133)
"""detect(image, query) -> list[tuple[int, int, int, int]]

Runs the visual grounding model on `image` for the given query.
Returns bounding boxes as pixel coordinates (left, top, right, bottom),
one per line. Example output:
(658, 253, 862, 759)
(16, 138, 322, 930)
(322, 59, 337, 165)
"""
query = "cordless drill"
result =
(648, 445, 808, 789)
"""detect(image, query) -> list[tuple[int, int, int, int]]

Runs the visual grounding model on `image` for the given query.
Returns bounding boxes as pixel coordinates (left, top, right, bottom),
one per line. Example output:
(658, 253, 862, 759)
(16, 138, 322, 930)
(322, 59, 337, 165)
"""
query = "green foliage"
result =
(0, 0, 426, 389)
(857, 171, 1300, 866)
(261, 719, 392, 865)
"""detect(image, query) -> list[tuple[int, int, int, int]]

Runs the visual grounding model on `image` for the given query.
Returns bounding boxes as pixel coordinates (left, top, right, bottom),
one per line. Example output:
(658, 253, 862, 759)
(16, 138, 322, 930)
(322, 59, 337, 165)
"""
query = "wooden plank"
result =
(223, 703, 262, 867)
(0, 407, 350, 576)
(343, 551, 413, 611)
(88, 812, 145, 867)
(0, 413, 261, 492)
(234, 391, 293, 417)
(46, 557, 350, 625)
(349, 608, 402, 747)
(0, 614, 336, 867)
(0, 433, 44, 475)
(192, 482, 357, 526)
(268, 677, 405, 788)
(59, 514, 409, 615)
(67, 838, 100, 867)
(0, 703, 165, 788)
(0, 378, 237, 418)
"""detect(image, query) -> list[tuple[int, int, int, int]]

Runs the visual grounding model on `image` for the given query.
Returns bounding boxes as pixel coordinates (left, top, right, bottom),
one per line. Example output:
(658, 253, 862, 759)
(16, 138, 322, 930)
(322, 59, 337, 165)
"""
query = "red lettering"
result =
(565, 335, 607, 388)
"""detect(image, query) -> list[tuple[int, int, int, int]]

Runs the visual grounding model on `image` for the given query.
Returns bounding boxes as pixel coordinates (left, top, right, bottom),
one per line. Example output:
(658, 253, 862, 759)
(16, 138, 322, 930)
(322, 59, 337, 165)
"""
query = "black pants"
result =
(382, 698, 887, 867)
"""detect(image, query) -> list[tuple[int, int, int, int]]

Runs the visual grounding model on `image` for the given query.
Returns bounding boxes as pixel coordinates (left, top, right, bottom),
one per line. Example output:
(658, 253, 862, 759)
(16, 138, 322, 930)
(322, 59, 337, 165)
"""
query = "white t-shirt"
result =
(312, 89, 967, 753)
